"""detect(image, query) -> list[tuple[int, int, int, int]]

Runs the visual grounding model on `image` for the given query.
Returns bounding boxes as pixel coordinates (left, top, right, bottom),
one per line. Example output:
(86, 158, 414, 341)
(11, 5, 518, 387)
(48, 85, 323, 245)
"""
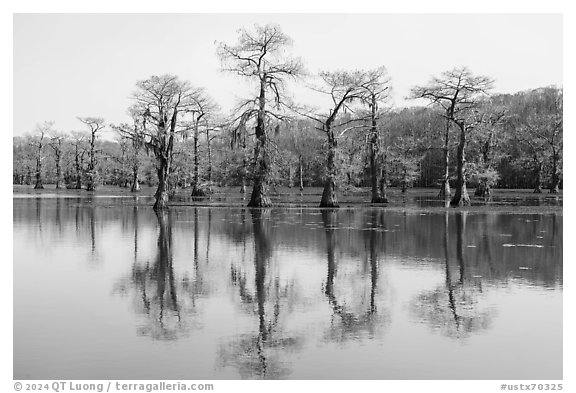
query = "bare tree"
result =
(359, 66, 391, 203)
(48, 132, 67, 189)
(130, 74, 199, 210)
(297, 70, 368, 207)
(217, 24, 303, 207)
(410, 67, 493, 206)
(29, 121, 54, 189)
(112, 111, 149, 192)
(205, 127, 220, 184)
(471, 103, 507, 198)
(186, 90, 219, 197)
(523, 87, 563, 193)
(69, 131, 87, 189)
(78, 117, 106, 191)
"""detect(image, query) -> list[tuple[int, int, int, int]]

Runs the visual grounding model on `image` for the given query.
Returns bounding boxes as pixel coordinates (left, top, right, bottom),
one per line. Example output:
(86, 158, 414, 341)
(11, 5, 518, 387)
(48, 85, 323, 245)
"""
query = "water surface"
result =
(13, 196, 563, 379)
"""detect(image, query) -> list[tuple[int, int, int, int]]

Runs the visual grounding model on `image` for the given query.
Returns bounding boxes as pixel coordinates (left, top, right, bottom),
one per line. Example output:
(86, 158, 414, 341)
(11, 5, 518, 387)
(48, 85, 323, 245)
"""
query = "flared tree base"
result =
(320, 181, 339, 208)
(450, 187, 471, 207)
(371, 195, 388, 204)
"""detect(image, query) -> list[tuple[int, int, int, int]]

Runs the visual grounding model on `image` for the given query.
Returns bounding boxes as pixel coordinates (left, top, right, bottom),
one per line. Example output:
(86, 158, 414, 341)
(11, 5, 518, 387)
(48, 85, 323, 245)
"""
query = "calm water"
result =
(13, 196, 563, 380)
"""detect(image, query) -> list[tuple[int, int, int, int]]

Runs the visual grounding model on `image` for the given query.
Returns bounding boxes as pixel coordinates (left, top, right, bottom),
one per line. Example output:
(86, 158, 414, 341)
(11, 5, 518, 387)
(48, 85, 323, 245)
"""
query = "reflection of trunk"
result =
(455, 212, 466, 284)
(90, 207, 96, 255)
(251, 209, 272, 343)
(444, 213, 460, 329)
(206, 209, 212, 263)
(55, 197, 61, 232)
(153, 210, 180, 324)
(36, 198, 42, 234)
(153, 157, 170, 210)
(133, 205, 139, 262)
(322, 210, 338, 299)
(439, 117, 451, 198)
(320, 132, 339, 208)
(450, 123, 470, 207)
(193, 208, 200, 269)
(368, 211, 379, 313)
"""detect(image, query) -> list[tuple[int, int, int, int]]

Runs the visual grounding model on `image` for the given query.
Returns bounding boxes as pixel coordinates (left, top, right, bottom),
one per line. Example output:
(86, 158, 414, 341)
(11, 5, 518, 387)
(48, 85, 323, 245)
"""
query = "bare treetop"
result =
(217, 24, 303, 105)
(359, 66, 392, 103)
(132, 75, 199, 130)
(410, 67, 494, 117)
(77, 117, 106, 132)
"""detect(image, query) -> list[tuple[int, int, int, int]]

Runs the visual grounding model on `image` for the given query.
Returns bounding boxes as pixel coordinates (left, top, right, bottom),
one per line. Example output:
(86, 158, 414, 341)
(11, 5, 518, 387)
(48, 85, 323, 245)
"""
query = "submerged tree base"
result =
(320, 181, 339, 208)
(153, 190, 170, 211)
(371, 195, 388, 204)
(474, 183, 491, 198)
(450, 188, 471, 207)
(248, 182, 272, 208)
(191, 185, 209, 198)
(438, 182, 451, 199)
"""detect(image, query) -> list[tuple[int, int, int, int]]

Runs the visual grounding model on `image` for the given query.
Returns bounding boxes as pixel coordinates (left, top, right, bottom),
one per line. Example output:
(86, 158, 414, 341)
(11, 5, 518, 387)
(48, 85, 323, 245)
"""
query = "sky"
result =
(13, 13, 562, 136)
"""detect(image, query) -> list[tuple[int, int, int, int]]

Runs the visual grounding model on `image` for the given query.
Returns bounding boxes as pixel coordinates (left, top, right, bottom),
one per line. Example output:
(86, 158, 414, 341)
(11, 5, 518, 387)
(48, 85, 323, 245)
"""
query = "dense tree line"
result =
(13, 24, 562, 209)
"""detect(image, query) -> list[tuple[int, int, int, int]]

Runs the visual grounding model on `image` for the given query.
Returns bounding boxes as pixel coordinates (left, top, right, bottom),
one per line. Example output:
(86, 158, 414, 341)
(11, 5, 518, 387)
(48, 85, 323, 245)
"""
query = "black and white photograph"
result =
(9, 7, 568, 390)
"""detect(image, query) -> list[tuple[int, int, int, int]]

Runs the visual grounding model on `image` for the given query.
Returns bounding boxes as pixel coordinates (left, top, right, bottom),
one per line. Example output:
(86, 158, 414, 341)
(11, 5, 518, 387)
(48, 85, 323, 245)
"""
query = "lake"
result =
(13, 193, 563, 380)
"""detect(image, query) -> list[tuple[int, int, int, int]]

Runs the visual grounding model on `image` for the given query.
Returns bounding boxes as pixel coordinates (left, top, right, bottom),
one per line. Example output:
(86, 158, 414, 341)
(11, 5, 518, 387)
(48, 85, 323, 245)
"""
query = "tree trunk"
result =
(34, 156, 44, 189)
(86, 134, 96, 191)
(450, 124, 470, 207)
(379, 163, 388, 202)
(298, 155, 304, 191)
(248, 167, 271, 207)
(369, 137, 387, 203)
(247, 78, 272, 208)
(474, 181, 491, 198)
(287, 166, 294, 188)
(368, 94, 386, 204)
(401, 168, 408, 193)
(153, 158, 170, 211)
(439, 118, 451, 198)
(191, 128, 206, 197)
(320, 136, 339, 208)
(207, 135, 213, 183)
(131, 166, 140, 192)
(533, 160, 543, 193)
(55, 153, 61, 189)
(549, 151, 560, 193)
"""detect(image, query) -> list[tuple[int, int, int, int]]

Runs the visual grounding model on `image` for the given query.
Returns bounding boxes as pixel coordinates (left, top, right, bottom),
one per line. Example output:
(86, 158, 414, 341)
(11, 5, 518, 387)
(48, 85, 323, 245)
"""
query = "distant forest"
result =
(13, 24, 562, 209)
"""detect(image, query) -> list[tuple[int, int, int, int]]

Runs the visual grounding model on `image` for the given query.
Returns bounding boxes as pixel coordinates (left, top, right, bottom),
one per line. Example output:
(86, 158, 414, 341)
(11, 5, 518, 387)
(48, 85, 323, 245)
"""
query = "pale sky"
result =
(13, 13, 562, 136)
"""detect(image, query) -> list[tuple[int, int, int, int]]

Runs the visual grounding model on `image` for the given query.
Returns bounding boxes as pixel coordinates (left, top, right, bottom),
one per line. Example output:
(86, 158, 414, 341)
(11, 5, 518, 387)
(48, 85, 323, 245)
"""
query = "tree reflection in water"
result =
(219, 209, 303, 379)
(322, 209, 387, 343)
(412, 212, 496, 339)
(115, 210, 203, 341)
